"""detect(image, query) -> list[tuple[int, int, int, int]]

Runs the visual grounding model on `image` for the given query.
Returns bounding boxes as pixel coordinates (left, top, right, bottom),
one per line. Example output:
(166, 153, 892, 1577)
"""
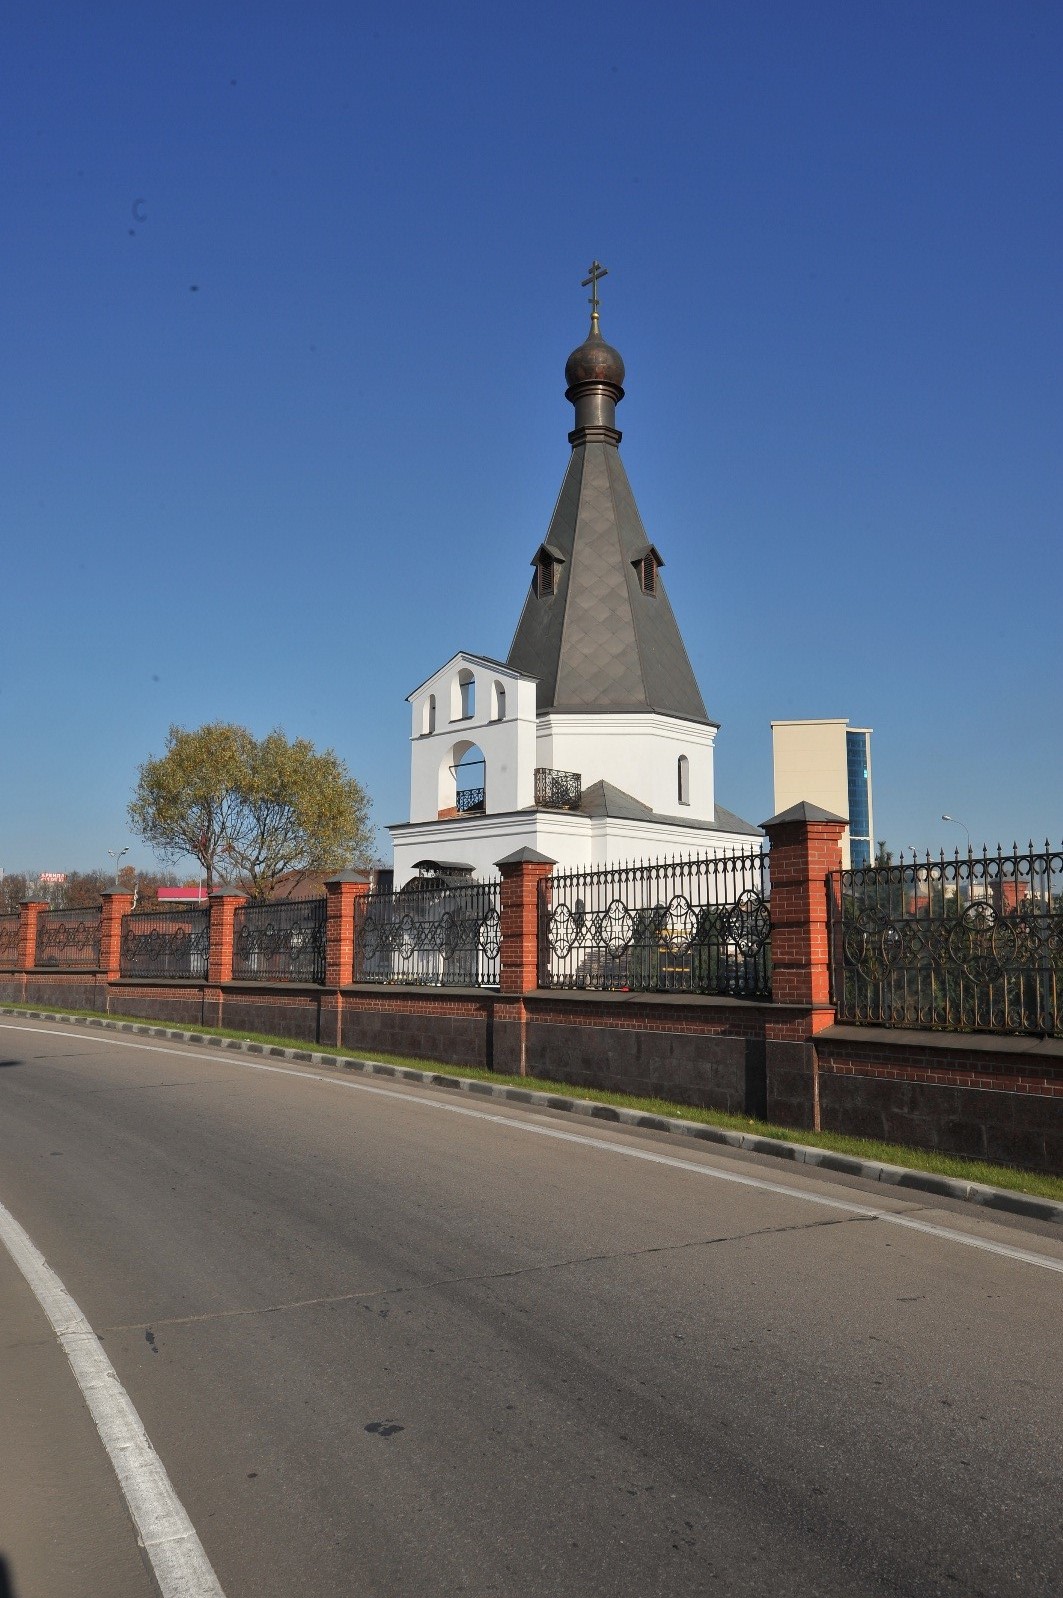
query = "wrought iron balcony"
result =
(534, 767, 582, 810)
(456, 787, 486, 814)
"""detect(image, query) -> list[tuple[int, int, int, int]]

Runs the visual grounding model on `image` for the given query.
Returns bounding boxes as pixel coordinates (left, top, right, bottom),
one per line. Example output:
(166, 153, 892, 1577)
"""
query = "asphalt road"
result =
(0, 1017, 1060, 1598)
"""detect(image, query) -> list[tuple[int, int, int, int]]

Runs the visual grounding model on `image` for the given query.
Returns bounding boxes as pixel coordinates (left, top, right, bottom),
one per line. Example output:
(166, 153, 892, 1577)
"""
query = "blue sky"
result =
(2, 1, 1060, 874)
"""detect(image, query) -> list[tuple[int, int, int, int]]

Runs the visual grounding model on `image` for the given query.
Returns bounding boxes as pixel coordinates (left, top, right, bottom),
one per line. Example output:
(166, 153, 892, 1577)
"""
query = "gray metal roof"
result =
(578, 780, 761, 835)
(761, 801, 848, 828)
(506, 441, 713, 723)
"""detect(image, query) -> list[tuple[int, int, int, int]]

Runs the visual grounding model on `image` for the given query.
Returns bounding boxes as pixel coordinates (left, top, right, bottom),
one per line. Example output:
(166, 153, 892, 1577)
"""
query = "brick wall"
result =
(0, 830, 1059, 1174)
(813, 1028, 1063, 1173)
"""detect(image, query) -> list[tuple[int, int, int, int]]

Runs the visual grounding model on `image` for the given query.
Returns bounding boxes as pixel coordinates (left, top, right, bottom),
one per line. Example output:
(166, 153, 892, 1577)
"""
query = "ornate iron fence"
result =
(232, 898, 327, 984)
(34, 908, 101, 969)
(539, 849, 771, 997)
(831, 842, 1063, 1035)
(353, 880, 502, 987)
(0, 913, 19, 967)
(121, 909, 209, 980)
(534, 767, 582, 809)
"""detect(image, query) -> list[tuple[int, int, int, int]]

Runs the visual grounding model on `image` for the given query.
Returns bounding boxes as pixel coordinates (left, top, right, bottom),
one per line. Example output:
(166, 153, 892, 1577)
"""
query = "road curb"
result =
(4, 1006, 1062, 1227)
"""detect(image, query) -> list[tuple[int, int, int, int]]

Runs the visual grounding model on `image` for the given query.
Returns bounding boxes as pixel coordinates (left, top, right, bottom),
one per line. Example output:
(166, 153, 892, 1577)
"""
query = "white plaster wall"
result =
(408, 659, 537, 823)
(390, 810, 759, 888)
(536, 712, 717, 821)
(586, 816, 758, 868)
(391, 811, 589, 888)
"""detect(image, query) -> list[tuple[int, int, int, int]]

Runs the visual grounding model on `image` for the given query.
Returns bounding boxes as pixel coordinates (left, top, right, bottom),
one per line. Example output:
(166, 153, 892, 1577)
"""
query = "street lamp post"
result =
(108, 847, 129, 885)
(941, 814, 972, 853)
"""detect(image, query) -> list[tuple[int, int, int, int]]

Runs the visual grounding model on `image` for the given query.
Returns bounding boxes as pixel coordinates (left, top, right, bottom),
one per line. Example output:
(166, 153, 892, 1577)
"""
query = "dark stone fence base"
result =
(1, 970, 1059, 1173)
(811, 1026, 1063, 1176)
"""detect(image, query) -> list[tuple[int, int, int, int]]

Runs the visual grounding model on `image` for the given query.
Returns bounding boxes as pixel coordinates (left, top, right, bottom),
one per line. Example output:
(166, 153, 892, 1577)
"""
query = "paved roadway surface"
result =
(0, 1017, 1060, 1598)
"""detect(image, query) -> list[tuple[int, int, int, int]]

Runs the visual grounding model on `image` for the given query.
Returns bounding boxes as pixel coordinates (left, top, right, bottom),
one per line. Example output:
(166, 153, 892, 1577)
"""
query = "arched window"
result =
(678, 754, 690, 806)
(492, 681, 507, 721)
(439, 741, 487, 816)
(452, 668, 475, 721)
(421, 694, 436, 736)
(454, 744, 486, 812)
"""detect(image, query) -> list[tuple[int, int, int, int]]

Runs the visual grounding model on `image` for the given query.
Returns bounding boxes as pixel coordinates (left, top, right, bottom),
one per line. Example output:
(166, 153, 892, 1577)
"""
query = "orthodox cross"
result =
(581, 260, 608, 328)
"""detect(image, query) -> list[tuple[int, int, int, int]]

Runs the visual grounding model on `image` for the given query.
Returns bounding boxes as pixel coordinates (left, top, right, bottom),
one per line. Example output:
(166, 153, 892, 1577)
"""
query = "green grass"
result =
(3, 1002, 1061, 1204)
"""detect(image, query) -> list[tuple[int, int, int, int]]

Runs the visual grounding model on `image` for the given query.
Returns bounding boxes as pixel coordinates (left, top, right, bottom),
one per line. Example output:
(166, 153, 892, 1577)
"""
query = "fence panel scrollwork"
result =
(34, 908, 101, 969)
(353, 881, 501, 988)
(0, 913, 19, 968)
(539, 849, 771, 999)
(121, 910, 209, 980)
(832, 841, 1063, 1035)
(232, 898, 327, 984)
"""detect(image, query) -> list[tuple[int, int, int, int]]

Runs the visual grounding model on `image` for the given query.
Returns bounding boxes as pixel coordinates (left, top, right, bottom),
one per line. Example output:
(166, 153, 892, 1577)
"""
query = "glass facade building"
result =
(771, 718, 874, 871)
(845, 730, 872, 869)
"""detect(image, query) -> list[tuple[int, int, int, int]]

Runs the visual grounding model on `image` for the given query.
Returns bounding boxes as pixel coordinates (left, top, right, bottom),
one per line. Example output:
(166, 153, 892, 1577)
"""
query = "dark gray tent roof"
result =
(506, 441, 714, 724)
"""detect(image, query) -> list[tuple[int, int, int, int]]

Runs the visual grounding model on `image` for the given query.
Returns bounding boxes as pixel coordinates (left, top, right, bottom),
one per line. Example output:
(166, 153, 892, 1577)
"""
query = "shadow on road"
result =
(0, 1061, 23, 1069)
(0, 1554, 18, 1597)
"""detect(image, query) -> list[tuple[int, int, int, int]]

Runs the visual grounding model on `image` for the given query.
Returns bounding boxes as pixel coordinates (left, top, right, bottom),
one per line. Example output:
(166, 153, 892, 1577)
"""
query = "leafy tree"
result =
(0, 873, 33, 914)
(128, 723, 373, 899)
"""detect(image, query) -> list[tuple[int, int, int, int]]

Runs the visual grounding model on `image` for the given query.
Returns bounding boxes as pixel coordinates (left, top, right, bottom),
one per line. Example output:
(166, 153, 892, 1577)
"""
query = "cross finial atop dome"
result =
(581, 259, 608, 334)
(565, 261, 625, 443)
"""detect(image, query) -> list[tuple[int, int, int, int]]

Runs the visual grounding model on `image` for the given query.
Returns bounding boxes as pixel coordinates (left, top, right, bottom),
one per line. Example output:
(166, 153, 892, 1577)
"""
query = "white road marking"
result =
(0, 1195, 226, 1598)
(4, 1019, 1063, 1279)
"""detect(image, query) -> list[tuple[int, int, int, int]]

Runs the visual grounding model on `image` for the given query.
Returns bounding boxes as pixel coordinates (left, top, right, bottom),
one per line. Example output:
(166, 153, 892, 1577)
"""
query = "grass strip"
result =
(3, 1003, 1061, 1204)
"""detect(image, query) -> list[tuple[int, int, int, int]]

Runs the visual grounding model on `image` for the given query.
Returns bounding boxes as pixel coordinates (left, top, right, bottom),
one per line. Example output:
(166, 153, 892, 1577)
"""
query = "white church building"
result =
(389, 274, 759, 886)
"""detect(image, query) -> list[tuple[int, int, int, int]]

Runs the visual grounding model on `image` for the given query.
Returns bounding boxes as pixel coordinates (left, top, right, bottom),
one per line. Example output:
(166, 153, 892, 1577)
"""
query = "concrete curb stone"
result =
(4, 1006, 1062, 1227)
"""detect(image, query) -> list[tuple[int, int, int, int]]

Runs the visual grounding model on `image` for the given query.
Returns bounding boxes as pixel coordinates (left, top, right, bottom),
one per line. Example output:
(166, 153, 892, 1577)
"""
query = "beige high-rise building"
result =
(771, 719, 873, 869)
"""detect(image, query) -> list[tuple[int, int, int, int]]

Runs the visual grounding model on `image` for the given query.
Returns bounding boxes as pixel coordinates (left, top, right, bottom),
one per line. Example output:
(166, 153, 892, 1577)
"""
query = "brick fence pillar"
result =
(762, 801, 847, 1026)
(17, 901, 49, 971)
(324, 870, 372, 988)
(496, 848, 555, 995)
(207, 886, 247, 986)
(320, 871, 372, 1045)
(99, 889, 135, 982)
(493, 849, 555, 1078)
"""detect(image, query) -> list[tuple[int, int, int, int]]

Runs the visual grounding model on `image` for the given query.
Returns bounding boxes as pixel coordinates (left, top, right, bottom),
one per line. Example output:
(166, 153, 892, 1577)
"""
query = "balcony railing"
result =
(534, 767, 582, 810)
(456, 787, 485, 813)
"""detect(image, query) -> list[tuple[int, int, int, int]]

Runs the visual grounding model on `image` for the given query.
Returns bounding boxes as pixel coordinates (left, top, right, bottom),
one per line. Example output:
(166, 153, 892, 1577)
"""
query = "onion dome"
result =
(565, 323, 626, 390)
(564, 313, 626, 443)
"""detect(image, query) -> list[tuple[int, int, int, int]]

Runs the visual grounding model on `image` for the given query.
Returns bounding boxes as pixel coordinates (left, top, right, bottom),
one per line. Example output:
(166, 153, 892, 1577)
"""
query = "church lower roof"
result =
(577, 780, 760, 835)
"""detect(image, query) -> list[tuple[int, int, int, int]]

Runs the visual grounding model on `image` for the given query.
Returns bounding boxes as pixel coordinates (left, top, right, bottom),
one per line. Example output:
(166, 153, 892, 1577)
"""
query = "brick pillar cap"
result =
(100, 886, 135, 897)
(324, 869, 372, 886)
(20, 898, 50, 908)
(761, 800, 847, 828)
(495, 847, 555, 868)
(208, 884, 248, 898)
